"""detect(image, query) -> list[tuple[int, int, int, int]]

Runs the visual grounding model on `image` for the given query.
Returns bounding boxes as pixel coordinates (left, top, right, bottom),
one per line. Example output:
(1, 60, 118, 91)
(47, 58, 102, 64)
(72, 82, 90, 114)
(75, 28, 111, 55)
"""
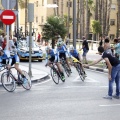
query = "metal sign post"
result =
(28, 3, 34, 78)
(1, 0, 17, 50)
(6, 0, 10, 50)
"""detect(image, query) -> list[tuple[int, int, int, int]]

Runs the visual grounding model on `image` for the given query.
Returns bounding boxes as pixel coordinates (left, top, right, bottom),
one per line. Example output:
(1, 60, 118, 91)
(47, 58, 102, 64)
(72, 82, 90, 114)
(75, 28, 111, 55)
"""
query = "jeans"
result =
(108, 64, 120, 96)
(82, 48, 89, 57)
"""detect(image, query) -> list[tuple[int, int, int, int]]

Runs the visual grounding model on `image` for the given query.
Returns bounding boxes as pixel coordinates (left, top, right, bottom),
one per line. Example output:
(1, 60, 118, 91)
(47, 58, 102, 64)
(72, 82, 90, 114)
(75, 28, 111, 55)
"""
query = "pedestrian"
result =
(113, 38, 120, 60)
(81, 36, 89, 64)
(99, 37, 104, 47)
(37, 32, 41, 45)
(13, 37, 18, 48)
(104, 38, 113, 55)
(0, 35, 3, 47)
(84, 46, 120, 99)
(65, 36, 70, 46)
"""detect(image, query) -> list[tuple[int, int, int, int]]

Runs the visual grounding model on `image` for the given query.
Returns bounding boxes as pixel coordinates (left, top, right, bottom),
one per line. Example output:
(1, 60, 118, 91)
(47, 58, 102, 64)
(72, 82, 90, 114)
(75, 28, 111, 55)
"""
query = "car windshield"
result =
(18, 40, 38, 48)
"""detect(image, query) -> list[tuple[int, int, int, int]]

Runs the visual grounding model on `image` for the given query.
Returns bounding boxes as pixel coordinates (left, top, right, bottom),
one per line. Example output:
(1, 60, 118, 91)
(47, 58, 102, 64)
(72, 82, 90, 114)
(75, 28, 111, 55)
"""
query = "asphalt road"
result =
(0, 61, 120, 120)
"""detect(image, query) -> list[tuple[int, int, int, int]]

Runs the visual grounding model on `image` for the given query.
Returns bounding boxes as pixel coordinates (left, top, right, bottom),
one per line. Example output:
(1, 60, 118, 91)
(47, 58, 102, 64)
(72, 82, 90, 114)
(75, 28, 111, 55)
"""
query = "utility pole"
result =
(28, 3, 34, 78)
(25, 0, 28, 37)
(73, 0, 76, 49)
(16, 0, 19, 40)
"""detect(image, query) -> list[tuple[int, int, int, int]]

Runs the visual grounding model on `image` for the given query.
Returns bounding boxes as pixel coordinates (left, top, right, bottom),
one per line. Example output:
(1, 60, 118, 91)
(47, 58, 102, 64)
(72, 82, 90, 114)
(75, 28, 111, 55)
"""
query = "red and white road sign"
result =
(0, 10, 16, 25)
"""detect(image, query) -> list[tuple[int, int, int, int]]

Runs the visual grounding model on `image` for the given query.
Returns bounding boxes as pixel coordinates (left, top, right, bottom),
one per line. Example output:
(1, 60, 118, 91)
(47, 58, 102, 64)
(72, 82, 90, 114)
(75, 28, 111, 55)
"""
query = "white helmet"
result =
(69, 46, 74, 51)
(0, 46, 3, 51)
(45, 46, 50, 51)
(58, 38, 63, 43)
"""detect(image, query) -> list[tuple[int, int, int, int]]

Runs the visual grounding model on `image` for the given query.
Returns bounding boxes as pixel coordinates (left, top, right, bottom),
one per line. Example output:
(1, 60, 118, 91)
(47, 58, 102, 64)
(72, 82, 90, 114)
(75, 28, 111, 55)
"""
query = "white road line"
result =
(74, 75, 99, 83)
(99, 104, 120, 107)
(86, 77, 100, 83)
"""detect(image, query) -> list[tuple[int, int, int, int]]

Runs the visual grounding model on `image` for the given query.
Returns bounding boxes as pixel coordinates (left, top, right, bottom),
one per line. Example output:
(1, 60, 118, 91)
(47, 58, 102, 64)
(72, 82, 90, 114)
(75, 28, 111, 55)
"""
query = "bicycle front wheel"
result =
(1, 72, 16, 92)
(21, 70, 32, 90)
(50, 68, 59, 84)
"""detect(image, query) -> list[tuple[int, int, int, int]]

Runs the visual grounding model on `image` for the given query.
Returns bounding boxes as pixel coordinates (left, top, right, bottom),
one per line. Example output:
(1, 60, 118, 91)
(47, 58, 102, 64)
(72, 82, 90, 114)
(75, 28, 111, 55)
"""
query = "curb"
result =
(0, 74, 50, 87)
(85, 66, 108, 73)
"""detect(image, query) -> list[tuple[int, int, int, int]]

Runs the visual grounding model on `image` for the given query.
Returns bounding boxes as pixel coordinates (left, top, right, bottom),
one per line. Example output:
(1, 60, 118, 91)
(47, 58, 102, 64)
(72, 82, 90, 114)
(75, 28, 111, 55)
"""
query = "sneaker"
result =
(113, 95, 119, 99)
(22, 77, 28, 84)
(103, 95, 112, 99)
(61, 76, 65, 81)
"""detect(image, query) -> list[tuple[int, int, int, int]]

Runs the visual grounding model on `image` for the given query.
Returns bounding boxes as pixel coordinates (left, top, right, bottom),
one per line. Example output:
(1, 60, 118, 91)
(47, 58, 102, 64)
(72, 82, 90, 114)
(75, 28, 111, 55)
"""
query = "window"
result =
(110, 19, 115, 25)
(36, 17, 38, 23)
(110, 34, 115, 40)
(111, 4, 116, 10)
(67, 1, 72, 7)
(36, 1, 38, 7)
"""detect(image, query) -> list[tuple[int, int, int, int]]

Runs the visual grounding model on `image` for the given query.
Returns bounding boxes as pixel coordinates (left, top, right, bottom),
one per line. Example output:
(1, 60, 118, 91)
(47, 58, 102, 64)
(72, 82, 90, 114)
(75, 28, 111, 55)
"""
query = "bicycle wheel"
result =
(76, 64, 85, 82)
(1, 71, 16, 92)
(50, 68, 59, 84)
(21, 70, 32, 90)
(62, 63, 70, 77)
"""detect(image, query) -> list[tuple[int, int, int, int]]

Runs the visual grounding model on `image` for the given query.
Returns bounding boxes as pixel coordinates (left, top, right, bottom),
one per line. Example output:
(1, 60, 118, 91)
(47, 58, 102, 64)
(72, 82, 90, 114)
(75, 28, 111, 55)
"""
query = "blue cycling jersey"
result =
(70, 49, 79, 58)
(45, 49, 58, 63)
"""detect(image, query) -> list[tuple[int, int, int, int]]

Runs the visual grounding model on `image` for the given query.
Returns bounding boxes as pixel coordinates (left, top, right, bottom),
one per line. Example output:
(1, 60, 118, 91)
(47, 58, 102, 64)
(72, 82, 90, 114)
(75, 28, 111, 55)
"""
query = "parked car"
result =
(17, 40, 44, 62)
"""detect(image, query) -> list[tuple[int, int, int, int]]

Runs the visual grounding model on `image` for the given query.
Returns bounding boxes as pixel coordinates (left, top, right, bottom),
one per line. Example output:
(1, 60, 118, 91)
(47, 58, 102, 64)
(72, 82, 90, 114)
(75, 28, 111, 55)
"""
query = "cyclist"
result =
(69, 46, 86, 76)
(0, 46, 27, 83)
(57, 40, 72, 73)
(45, 46, 65, 81)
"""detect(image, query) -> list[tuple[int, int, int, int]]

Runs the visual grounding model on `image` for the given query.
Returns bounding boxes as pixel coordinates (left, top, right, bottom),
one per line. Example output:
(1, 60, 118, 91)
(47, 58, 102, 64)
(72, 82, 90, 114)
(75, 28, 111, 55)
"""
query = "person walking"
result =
(113, 38, 120, 60)
(37, 32, 41, 45)
(81, 36, 89, 64)
(84, 46, 120, 99)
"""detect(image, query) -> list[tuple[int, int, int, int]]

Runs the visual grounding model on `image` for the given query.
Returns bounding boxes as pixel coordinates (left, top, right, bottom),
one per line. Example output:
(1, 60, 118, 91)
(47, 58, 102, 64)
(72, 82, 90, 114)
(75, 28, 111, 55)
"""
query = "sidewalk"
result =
(0, 65, 49, 86)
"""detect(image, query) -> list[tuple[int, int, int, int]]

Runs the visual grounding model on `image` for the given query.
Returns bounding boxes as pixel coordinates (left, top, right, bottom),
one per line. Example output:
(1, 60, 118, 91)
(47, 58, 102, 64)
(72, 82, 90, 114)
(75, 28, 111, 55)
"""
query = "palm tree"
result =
(42, 16, 67, 48)
(105, 0, 112, 36)
(85, 0, 94, 39)
(80, 0, 85, 38)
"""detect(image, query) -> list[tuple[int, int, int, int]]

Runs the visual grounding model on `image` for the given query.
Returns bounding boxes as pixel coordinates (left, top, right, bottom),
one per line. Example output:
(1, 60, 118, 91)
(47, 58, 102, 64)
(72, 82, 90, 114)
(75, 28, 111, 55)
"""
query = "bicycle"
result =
(0, 64, 32, 92)
(49, 63, 65, 84)
(71, 56, 86, 81)
(60, 57, 71, 77)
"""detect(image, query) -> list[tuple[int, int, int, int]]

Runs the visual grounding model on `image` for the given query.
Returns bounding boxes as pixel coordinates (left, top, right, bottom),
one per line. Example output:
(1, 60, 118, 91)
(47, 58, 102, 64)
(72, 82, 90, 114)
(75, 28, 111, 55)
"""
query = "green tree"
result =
(42, 16, 67, 48)
(92, 20, 101, 41)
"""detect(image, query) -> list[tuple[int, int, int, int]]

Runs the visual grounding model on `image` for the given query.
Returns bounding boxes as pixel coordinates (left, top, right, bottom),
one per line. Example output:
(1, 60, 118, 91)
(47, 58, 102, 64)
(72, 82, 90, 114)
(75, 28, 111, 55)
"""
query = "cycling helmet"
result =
(0, 46, 3, 51)
(58, 38, 63, 43)
(69, 46, 74, 51)
(45, 46, 50, 51)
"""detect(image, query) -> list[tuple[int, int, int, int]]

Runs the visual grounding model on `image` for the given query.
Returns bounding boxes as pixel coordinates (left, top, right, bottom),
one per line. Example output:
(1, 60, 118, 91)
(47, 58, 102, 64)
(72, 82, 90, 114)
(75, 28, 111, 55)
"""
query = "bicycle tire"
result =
(62, 63, 70, 77)
(1, 71, 16, 92)
(76, 63, 85, 82)
(50, 68, 59, 84)
(21, 70, 32, 90)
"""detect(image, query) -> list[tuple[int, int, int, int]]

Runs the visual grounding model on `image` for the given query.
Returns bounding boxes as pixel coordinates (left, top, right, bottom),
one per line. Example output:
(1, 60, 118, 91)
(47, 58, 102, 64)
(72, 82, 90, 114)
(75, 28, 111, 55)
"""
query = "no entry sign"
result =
(0, 10, 16, 25)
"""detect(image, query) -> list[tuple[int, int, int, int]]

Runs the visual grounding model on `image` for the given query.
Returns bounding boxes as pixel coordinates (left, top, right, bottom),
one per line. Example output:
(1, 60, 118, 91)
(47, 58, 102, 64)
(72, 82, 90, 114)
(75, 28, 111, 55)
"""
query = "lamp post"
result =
(73, 0, 76, 49)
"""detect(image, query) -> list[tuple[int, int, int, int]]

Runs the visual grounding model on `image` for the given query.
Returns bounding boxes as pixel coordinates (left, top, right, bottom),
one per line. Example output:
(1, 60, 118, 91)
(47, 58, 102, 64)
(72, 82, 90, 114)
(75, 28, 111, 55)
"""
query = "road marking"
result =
(74, 75, 99, 83)
(99, 104, 120, 107)
(86, 78, 100, 83)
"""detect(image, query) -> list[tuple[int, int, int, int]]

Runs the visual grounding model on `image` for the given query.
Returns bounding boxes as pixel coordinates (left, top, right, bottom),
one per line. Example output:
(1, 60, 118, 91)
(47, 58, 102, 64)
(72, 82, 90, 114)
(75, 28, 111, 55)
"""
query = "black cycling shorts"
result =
(59, 53, 66, 60)
(49, 56, 55, 62)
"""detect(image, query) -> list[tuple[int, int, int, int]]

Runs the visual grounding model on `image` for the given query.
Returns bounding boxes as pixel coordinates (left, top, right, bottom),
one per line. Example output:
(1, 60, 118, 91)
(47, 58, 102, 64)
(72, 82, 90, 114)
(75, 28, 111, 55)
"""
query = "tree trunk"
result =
(61, 0, 63, 18)
(106, 0, 112, 36)
(86, 0, 89, 39)
(52, 39, 55, 49)
(76, 0, 80, 38)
